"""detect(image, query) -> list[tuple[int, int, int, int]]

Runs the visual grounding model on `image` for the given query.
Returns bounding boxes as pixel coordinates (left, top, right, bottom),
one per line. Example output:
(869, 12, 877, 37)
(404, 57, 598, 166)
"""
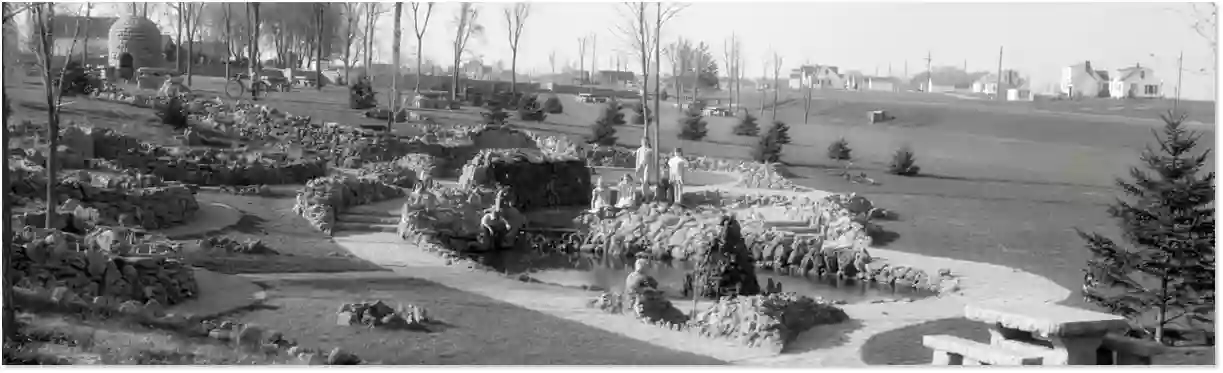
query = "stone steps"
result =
(332, 221, 397, 233)
(341, 208, 399, 217)
(337, 214, 399, 224)
(761, 220, 811, 228)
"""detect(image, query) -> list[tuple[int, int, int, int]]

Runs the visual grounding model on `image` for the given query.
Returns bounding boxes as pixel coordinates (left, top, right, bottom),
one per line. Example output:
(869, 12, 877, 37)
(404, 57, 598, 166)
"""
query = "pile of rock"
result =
(689, 293, 848, 353)
(336, 300, 432, 329)
(9, 227, 197, 306)
(356, 161, 420, 188)
(588, 290, 689, 328)
(199, 236, 274, 255)
(393, 153, 440, 180)
(293, 175, 405, 235)
(458, 148, 591, 211)
(687, 215, 762, 298)
(9, 166, 200, 230)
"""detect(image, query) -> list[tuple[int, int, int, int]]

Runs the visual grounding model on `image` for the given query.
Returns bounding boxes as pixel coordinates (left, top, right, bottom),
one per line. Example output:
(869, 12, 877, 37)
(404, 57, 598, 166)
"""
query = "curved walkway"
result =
(308, 171, 1072, 366)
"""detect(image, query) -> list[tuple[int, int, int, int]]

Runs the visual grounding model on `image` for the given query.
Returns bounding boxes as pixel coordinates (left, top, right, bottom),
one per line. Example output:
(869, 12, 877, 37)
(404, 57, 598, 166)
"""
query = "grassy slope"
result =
(236, 276, 723, 365)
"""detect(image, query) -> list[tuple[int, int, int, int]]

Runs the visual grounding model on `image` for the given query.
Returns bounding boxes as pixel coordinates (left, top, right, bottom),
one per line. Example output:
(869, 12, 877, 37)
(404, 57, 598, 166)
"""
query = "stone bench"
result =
(923, 335, 1044, 365)
(964, 303, 1129, 365)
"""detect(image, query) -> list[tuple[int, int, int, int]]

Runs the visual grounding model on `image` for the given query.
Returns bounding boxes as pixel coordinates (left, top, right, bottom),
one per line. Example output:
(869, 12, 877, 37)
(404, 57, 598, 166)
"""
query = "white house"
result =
(788, 64, 844, 90)
(972, 70, 1026, 95)
(1060, 61, 1111, 98)
(1108, 64, 1161, 99)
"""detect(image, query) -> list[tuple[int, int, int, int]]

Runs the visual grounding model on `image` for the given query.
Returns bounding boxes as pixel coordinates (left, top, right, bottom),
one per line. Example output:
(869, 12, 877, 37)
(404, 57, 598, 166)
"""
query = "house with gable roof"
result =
(1059, 60, 1111, 98)
(788, 64, 844, 90)
(1108, 63, 1161, 99)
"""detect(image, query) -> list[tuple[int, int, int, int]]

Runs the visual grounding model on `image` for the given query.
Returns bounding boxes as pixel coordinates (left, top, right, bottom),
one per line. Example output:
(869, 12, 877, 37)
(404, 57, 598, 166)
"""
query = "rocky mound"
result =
(458, 148, 591, 211)
(9, 165, 199, 230)
(10, 227, 197, 306)
(690, 292, 848, 353)
(293, 175, 406, 235)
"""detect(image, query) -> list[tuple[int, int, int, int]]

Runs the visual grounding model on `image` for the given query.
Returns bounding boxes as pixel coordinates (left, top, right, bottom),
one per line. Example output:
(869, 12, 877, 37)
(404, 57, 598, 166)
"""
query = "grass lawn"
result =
(236, 275, 724, 365)
(179, 186, 388, 275)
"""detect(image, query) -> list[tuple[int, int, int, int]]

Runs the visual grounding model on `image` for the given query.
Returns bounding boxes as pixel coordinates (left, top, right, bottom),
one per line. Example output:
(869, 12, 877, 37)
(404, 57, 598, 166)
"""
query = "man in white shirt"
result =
(666, 148, 688, 203)
(634, 136, 655, 197)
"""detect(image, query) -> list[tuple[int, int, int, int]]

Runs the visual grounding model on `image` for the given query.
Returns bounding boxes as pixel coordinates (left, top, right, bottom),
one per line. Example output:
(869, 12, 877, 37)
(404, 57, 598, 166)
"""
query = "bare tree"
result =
(172, 2, 205, 85)
(314, 3, 327, 90)
(503, 3, 530, 94)
(615, 2, 685, 186)
(722, 37, 733, 110)
(770, 50, 783, 123)
(79, 3, 93, 64)
(389, 2, 402, 130)
(548, 50, 557, 75)
(30, 3, 84, 232)
(363, 3, 385, 83)
(409, 2, 435, 93)
(248, 2, 261, 101)
(734, 36, 743, 113)
(758, 61, 767, 119)
(339, 3, 360, 85)
(802, 59, 812, 124)
(576, 35, 588, 83)
(663, 37, 690, 108)
(1187, 3, 1217, 96)
(450, 2, 482, 101)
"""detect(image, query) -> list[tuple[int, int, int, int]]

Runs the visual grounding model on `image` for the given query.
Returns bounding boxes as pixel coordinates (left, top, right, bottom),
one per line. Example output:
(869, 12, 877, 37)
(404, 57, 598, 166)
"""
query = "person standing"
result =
(667, 148, 689, 203)
(634, 136, 655, 199)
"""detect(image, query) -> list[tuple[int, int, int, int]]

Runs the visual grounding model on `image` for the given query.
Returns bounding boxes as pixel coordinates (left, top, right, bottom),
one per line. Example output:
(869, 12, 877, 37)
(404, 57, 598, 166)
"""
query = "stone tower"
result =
(106, 15, 163, 79)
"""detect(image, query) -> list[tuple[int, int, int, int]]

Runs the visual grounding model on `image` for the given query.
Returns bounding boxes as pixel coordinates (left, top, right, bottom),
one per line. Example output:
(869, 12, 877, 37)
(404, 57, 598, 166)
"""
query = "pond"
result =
(477, 249, 934, 304)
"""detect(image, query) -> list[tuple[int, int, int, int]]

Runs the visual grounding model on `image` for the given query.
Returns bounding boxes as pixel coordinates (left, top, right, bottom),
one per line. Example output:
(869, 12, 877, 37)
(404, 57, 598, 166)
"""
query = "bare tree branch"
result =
(503, 3, 530, 93)
(409, 2, 435, 93)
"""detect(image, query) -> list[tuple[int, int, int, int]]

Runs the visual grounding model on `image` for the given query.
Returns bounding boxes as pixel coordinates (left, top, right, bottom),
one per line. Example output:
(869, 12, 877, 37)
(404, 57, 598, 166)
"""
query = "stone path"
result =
(261, 170, 1072, 366)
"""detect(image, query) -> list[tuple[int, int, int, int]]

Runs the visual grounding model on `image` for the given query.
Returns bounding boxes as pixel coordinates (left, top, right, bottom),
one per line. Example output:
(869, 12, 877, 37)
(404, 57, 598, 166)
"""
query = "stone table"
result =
(964, 303, 1130, 365)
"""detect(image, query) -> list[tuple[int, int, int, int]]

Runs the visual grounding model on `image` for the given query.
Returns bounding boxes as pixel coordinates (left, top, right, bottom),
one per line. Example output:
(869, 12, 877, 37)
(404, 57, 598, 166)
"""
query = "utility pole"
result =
(1175, 50, 1184, 113)
(924, 51, 932, 92)
(995, 46, 1004, 101)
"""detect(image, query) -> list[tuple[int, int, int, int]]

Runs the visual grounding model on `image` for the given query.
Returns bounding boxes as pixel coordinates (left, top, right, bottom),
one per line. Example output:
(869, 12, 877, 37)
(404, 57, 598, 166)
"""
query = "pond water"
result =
(478, 250, 934, 304)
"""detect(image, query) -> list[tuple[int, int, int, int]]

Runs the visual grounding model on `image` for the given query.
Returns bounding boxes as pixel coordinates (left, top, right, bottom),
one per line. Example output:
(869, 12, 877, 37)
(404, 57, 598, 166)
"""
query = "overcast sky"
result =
(71, 2, 1222, 100)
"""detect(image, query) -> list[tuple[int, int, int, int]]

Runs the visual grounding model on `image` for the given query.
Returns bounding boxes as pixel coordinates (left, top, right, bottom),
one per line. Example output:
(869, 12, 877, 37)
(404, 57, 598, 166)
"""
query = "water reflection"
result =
(479, 250, 933, 304)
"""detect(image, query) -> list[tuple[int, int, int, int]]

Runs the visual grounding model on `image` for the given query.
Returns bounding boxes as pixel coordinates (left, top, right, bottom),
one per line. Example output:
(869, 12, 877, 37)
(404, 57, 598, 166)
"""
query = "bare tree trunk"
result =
(316, 4, 325, 91)
(250, 3, 260, 101)
(652, 2, 661, 172)
(176, 2, 183, 72)
(758, 64, 766, 119)
(390, 2, 402, 130)
(186, 5, 194, 85)
(81, 5, 91, 64)
(33, 4, 59, 230)
(771, 53, 781, 123)
(2, 2, 15, 342)
(224, 4, 230, 81)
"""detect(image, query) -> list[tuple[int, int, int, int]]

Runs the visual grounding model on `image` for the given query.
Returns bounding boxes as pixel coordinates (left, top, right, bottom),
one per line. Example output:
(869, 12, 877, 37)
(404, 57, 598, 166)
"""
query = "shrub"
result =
(733, 113, 761, 137)
(482, 106, 509, 126)
(827, 137, 852, 161)
(1078, 112, 1215, 345)
(587, 101, 623, 145)
(887, 145, 921, 176)
(159, 97, 189, 130)
(543, 95, 563, 114)
(770, 120, 791, 144)
(631, 102, 651, 125)
(752, 122, 786, 163)
(677, 107, 708, 141)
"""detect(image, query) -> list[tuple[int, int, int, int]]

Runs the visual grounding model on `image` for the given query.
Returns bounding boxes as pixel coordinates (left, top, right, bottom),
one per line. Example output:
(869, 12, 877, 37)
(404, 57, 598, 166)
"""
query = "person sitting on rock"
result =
(614, 174, 639, 209)
(589, 177, 614, 215)
(624, 257, 659, 295)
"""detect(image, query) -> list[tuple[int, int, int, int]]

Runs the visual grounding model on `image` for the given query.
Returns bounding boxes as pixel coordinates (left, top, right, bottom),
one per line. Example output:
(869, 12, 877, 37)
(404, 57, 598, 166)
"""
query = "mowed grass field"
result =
(520, 88, 1217, 308)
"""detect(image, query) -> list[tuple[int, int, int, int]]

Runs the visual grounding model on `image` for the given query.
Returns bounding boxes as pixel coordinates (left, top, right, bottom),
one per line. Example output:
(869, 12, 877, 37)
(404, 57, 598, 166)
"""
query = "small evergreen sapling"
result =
(771, 120, 791, 144)
(827, 137, 852, 161)
(1078, 112, 1215, 345)
(543, 95, 563, 114)
(677, 107, 708, 141)
(888, 145, 921, 176)
(733, 113, 760, 137)
(587, 100, 624, 145)
(752, 121, 786, 163)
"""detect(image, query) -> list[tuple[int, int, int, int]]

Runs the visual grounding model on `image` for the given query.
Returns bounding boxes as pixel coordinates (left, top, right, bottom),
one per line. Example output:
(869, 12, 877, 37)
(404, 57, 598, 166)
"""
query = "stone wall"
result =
(9, 165, 200, 230)
(8, 227, 197, 307)
(458, 148, 592, 211)
(293, 175, 406, 235)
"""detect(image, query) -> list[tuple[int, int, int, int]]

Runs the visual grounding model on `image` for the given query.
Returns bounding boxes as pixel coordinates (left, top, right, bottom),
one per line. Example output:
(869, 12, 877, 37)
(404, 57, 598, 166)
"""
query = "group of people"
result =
(589, 136, 690, 215)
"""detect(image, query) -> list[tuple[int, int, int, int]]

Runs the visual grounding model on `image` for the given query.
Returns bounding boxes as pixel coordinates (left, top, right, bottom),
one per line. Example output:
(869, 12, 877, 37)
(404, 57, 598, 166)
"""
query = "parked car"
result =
(576, 93, 594, 103)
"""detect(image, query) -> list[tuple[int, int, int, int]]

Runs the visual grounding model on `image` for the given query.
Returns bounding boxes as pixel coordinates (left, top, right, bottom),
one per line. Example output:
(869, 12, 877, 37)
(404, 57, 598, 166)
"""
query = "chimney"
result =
(1084, 61, 1092, 72)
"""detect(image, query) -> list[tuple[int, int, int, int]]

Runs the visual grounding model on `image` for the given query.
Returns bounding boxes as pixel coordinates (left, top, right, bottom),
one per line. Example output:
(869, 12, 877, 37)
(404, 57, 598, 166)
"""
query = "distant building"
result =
(1060, 61, 1111, 98)
(863, 76, 901, 92)
(972, 70, 1026, 95)
(1108, 64, 1161, 99)
(596, 70, 635, 85)
(788, 64, 843, 90)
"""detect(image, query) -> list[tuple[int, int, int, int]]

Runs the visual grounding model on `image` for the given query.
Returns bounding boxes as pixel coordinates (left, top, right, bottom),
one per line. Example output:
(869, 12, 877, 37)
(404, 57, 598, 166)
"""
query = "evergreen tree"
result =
(752, 121, 786, 163)
(677, 107, 708, 141)
(1079, 112, 1215, 345)
(771, 120, 791, 144)
(888, 145, 921, 176)
(733, 113, 760, 137)
(827, 137, 852, 161)
(587, 100, 623, 145)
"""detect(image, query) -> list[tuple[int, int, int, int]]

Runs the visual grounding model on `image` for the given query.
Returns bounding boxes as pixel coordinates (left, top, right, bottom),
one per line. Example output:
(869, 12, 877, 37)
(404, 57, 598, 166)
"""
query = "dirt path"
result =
(261, 174, 1071, 366)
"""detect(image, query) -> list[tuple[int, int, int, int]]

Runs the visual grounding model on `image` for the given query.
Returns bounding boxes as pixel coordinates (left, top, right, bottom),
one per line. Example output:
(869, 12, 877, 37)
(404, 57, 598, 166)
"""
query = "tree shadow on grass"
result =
(859, 317, 989, 365)
(782, 318, 865, 354)
(240, 275, 726, 365)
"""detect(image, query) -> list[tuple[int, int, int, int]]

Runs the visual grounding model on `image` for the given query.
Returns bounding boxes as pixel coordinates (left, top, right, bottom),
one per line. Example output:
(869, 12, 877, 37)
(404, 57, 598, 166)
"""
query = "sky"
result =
(48, 1, 1222, 101)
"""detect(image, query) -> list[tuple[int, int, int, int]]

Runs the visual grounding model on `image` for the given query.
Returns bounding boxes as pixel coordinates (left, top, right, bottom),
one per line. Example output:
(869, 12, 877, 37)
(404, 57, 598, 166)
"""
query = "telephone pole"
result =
(996, 46, 1004, 101)
(924, 51, 932, 92)
(1175, 50, 1184, 113)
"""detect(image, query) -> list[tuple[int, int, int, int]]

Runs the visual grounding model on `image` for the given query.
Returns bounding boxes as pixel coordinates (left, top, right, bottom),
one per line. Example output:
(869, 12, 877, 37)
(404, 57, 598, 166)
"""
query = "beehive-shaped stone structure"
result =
(107, 15, 163, 74)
